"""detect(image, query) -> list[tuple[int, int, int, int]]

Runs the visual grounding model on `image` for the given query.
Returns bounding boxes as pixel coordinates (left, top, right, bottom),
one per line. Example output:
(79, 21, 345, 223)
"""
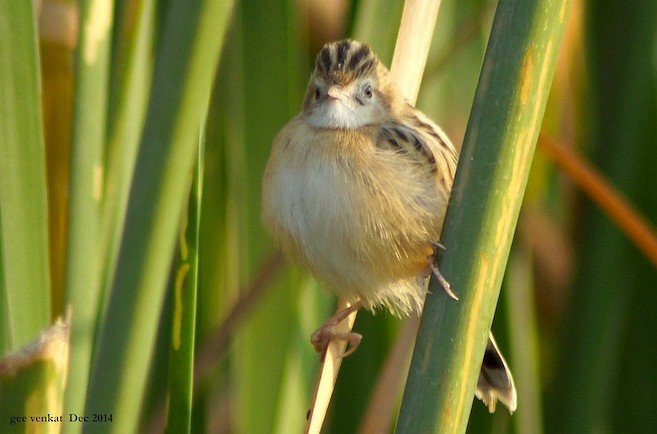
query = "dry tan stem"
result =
(304, 1, 442, 433)
(304, 298, 358, 434)
(391, 0, 443, 103)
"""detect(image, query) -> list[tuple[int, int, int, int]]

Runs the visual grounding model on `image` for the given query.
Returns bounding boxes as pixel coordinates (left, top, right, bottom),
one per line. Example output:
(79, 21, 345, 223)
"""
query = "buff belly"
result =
(263, 145, 439, 316)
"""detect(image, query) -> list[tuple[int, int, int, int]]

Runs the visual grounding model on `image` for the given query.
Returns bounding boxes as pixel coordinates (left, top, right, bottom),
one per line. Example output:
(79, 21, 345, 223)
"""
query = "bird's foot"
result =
(428, 241, 458, 301)
(311, 301, 362, 357)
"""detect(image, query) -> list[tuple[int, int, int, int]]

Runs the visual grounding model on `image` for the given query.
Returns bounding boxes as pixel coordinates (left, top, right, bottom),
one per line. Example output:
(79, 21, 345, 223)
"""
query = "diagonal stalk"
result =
(396, 0, 571, 432)
(304, 1, 443, 432)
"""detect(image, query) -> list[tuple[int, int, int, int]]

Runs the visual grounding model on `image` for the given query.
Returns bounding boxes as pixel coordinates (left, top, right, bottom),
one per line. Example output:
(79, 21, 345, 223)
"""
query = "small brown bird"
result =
(262, 39, 516, 413)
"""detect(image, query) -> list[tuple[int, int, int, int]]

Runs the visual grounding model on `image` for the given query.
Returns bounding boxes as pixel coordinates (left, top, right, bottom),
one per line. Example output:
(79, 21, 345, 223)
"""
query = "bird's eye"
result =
(364, 85, 373, 99)
(314, 87, 321, 99)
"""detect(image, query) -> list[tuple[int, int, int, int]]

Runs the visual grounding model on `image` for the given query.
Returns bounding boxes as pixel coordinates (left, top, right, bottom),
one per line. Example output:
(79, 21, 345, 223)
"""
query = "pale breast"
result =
(262, 118, 445, 308)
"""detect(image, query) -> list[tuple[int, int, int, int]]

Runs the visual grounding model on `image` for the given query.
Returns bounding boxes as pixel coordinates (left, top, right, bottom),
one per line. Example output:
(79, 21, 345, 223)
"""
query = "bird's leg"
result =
(311, 300, 363, 357)
(429, 241, 459, 301)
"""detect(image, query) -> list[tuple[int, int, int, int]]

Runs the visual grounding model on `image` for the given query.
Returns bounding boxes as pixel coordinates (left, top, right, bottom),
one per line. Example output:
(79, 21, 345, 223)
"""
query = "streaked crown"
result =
(303, 39, 399, 129)
(314, 39, 380, 86)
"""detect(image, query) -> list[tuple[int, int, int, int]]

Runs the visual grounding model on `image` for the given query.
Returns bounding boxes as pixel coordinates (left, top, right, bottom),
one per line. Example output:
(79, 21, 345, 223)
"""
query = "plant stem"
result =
(396, 0, 571, 432)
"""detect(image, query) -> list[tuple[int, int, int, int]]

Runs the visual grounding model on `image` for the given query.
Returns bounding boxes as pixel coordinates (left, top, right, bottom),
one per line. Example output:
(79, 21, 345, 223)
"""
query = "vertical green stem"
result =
(164, 138, 203, 434)
(0, 0, 51, 352)
(83, 0, 233, 432)
(63, 0, 114, 428)
(395, 0, 570, 432)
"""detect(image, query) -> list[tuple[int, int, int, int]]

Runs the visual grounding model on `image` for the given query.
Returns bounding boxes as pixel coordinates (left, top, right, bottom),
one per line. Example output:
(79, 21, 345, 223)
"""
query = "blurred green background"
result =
(1, 0, 656, 433)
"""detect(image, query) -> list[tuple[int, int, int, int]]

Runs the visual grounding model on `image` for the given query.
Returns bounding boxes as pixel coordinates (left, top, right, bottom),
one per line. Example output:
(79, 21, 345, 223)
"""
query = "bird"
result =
(261, 39, 516, 414)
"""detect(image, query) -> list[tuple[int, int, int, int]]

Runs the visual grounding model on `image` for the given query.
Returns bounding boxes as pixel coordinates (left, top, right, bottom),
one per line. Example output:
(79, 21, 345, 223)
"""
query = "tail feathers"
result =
(475, 332, 517, 414)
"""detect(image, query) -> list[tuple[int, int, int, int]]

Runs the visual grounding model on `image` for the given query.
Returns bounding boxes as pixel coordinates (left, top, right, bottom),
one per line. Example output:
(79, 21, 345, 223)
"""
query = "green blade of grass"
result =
(352, 0, 404, 65)
(0, 0, 51, 351)
(164, 134, 203, 434)
(83, 0, 234, 432)
(395, 0, 571, 432)
(100, 0, 155, 313)
(233, 2, 311, 433)
(505, 246, 543, 434)
(62, 0, 114, 428)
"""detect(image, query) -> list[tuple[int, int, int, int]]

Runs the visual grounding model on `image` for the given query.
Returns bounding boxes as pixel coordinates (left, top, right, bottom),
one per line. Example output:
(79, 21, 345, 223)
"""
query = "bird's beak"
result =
(326, 85, 348, 101)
